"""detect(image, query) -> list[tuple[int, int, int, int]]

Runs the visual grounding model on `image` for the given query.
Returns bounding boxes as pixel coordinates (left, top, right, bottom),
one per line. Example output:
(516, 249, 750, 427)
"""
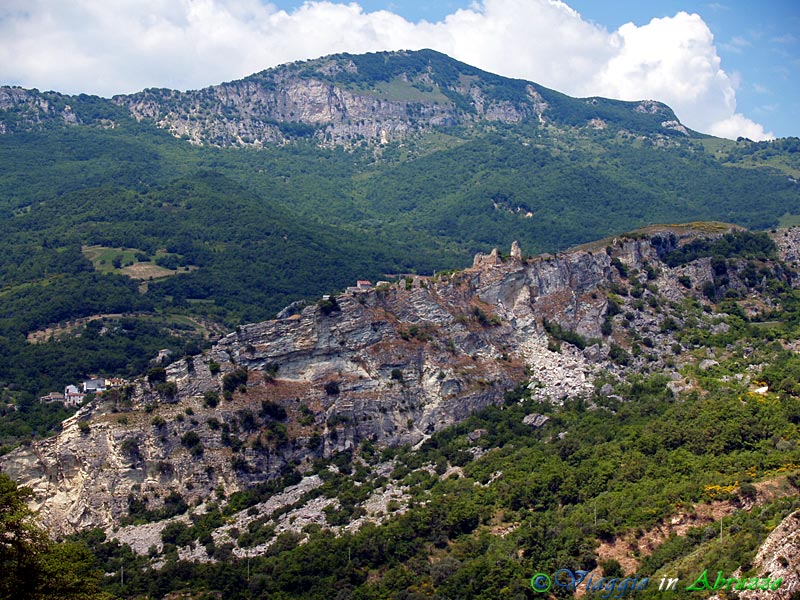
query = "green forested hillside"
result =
(1, 52, 799, 444)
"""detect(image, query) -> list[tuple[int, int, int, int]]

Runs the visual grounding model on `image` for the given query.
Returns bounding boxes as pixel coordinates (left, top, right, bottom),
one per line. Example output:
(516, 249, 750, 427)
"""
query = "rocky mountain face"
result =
(735, 510, 800, 600)
(0, 50, 688, 146)
(0, 87, 89, 133)
(2, 224, 793, 541)
(112, 52, 550, 147)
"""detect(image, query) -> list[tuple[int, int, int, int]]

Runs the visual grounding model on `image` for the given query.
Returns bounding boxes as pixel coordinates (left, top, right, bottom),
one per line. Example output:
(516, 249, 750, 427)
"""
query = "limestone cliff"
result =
(737, 510, 800, 600)
(0, 87, 97, 133)
(1, 225, 790, 536)
(110, 51, 546, 146)
(0, 50, 688, 146)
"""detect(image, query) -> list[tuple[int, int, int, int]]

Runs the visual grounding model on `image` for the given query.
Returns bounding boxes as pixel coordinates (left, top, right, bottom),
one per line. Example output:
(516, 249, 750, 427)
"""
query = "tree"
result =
(0, 473, 46, 599)
(0, 473, 108, 599)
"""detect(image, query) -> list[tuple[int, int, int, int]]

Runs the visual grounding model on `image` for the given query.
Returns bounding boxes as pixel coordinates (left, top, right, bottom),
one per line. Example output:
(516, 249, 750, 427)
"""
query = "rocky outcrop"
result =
(472, 248, 501, 268)
(2, 226, 791, 535)
(727, 511, 800, 600)
(112, 55, 536, 147)
(0, 87, 96, 132)
(0, 50, 691, 147)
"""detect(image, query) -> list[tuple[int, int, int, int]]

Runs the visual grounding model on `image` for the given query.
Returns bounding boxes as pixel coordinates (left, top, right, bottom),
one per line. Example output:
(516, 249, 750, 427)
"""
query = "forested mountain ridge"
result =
(1, 49, 689, 147)
(2, 225, 800, 599)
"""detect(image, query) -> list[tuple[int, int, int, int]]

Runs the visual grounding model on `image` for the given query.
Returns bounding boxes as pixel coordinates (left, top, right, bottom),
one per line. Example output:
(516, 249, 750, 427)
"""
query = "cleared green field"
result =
(82, 246, 192, 280)
(779, 213, 800, 227)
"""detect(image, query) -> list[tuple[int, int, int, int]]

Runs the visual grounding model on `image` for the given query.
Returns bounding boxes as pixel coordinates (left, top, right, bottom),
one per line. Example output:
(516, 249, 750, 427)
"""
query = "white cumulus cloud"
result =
(708, 113, 774, 140)
(585, 12, 772, 140)
(0, 0, 773, 140)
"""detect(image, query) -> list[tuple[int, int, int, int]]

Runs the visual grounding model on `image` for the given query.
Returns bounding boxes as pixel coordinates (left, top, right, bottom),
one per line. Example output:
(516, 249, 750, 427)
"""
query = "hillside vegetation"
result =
(3, 227, 798, 600)
(0, 49, 799, 455)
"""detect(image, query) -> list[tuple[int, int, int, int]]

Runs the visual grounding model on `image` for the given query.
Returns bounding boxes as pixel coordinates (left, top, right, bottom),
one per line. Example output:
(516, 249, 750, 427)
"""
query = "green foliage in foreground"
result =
(77, 360, 800, 599)
(0, 472, 108, 600)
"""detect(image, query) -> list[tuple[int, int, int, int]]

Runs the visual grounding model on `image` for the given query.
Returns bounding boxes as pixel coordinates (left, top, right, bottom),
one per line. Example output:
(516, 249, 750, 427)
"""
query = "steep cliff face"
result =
(0, 50, 689, 147)
(113, 53, 545, 146)
(736, 511, 800, 600)
(1, 225, 787, 536)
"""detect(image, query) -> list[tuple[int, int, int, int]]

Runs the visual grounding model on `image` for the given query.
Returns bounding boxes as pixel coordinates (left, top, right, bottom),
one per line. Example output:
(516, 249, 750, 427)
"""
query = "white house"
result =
(64, 385, 85, 407)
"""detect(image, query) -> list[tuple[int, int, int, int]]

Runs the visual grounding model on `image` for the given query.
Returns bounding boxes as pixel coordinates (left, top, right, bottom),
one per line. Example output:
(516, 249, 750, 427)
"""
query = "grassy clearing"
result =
(82, 245, 195, 280)
(82, 245, 142, 273)
(699, 137, 738, 156)
(26, 311, 223, 344)
(779, 213, 800, 227)
(348, 77, 450, 103)
(121, 263, 175, 279)
(165, 314, 227, 339)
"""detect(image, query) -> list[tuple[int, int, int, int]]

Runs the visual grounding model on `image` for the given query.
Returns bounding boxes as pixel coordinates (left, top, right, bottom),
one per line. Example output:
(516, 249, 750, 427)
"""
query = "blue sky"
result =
(568, 1, 799, 140)
(1, 0, 797, 140)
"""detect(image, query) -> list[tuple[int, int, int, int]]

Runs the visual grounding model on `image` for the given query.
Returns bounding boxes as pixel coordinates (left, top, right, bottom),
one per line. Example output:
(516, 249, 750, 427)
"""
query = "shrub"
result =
(307, 433, 323, 450)
(261, 401, 287, 420)
(601, 318, 613, 336)
(147, 367, 167, 385)
(606, 295, 623, 317)
(231, 456, 250, 472)
(203, 391, 219, 408)
(739, 482, 757, 501)
(611, 258, 629, 278)
(156, 381, 177, 399)
(222, 368, 248, 393)
(318, 296, 340, 316)
(181, 431, 203, 455)
(609, 344, 630, 366)
(661, 317, 679, 333)
(120, 437, 140, 460)
(543, 319, 590, 350)
(263, 362, 279, 383)
(600, 559, 624, 578)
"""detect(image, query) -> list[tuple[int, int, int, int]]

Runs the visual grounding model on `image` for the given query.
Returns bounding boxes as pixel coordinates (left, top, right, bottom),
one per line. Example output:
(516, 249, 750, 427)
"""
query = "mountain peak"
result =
(1, 49, 690, 146)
